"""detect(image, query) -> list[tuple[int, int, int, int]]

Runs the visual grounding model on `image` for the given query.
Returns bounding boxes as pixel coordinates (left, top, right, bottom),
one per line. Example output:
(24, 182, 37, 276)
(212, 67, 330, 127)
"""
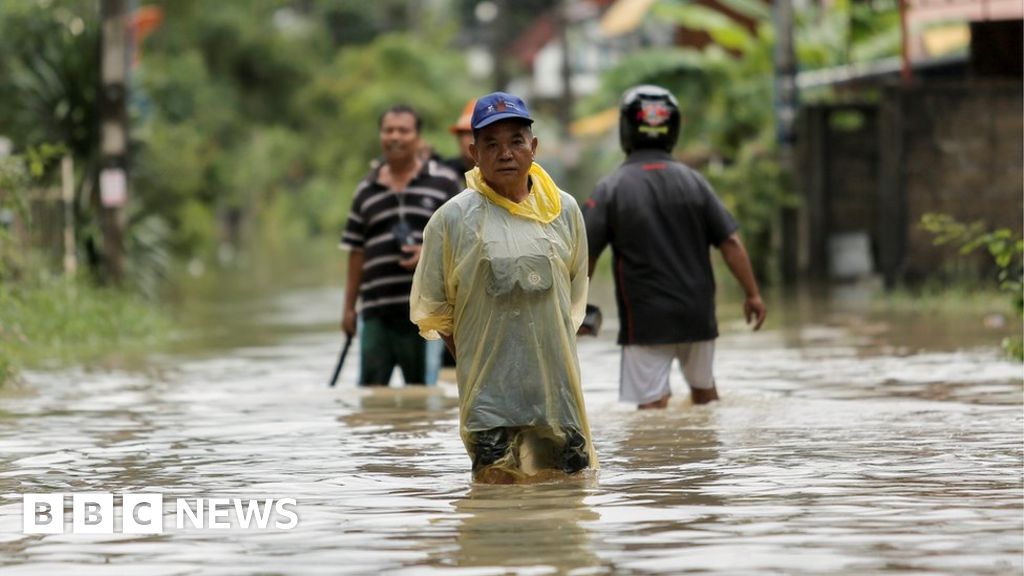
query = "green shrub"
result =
(921, 213, 1024, 359)
(0, 276, 172, 383)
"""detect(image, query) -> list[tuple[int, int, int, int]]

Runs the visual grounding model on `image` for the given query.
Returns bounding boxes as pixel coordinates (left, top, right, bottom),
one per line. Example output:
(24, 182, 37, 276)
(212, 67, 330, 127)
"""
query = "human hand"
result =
(342, 308, 357, 336)
(744, 295, 766, 331)
(399, 244, 422, 270)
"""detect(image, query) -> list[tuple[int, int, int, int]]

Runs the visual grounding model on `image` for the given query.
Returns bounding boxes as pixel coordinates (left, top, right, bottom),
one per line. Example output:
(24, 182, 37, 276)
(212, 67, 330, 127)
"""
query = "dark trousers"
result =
(359, 315, 426, 386)
(469, 427, 589, 474)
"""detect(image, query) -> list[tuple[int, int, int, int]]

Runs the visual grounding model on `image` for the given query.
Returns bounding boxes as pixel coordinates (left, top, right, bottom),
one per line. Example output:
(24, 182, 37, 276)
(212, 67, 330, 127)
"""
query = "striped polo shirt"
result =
(340, 159, 460, 319)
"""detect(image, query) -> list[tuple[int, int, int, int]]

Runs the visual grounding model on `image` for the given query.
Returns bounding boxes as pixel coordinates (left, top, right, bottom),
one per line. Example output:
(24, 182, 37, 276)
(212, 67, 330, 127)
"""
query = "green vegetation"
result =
(0, 1, 478, 289)
(921, 213, 1024, 359)
(0, 144, 66, 281)
(0, 148, 171, 384)
(1, 1, 559, 384)
(0, 0, 905, 287)
(0, 276, 172, 375)
(0, 1, 476, 383)
(131, 3, 477, 262)
(0, 1, 489, 383)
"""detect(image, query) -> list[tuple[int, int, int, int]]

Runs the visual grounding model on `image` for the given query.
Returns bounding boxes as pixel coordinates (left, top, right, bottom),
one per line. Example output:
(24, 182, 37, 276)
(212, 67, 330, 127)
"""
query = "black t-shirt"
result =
(340, 160, 460, 320)
(584, 149, 738, 345)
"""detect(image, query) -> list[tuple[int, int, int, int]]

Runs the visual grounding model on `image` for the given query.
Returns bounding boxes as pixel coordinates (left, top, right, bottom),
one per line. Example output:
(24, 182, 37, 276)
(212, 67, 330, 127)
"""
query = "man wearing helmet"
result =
(583, 85, 767, 408)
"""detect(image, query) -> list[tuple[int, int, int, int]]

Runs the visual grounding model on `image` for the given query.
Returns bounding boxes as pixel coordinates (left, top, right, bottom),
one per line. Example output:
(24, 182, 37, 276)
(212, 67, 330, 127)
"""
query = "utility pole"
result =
(558, 0, 579, 190)
(773, 0, 799, 284)
(558, 0, 574, 139)
(99, 0, 129, 284)
(482, 0, 509, 91)
(899, 0, 912, 86)
(61, 155, 77, 277)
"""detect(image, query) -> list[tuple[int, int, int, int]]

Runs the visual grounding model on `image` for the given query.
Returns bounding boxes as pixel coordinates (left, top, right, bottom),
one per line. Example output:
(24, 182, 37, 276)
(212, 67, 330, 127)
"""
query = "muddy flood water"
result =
(0, 277, 1021, 575)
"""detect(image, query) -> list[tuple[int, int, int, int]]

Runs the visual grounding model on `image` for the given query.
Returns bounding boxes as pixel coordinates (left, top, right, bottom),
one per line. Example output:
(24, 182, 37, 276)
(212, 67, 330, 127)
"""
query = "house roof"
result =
(796, 54, 967, 90)
(507, 14, 557, 68)
(907, 0, 1023, 24)
(600, 0, 658, 37)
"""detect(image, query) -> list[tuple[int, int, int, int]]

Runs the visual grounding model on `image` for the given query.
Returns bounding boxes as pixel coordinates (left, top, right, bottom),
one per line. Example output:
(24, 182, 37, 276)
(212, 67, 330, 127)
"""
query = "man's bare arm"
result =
(718, 233, 766, 331)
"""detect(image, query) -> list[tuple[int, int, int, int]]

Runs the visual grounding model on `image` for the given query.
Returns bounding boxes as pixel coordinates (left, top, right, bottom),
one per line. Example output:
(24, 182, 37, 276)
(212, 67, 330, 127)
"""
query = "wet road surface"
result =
(0, 284, 1020, 575)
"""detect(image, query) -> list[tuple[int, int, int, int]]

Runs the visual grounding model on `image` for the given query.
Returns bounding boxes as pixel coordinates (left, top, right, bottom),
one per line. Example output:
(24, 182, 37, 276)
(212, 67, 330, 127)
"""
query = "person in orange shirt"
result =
(441, 98, 477, 188)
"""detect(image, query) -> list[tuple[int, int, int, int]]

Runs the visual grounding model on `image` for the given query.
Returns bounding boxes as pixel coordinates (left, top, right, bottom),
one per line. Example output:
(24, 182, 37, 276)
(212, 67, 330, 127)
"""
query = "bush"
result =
(921, 213, 1024, 359)
(0, 275, 172, 384)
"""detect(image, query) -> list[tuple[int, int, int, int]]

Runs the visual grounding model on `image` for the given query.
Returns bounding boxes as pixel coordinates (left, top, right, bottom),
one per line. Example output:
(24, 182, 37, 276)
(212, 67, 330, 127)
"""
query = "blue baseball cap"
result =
(471, 92, 534, 130)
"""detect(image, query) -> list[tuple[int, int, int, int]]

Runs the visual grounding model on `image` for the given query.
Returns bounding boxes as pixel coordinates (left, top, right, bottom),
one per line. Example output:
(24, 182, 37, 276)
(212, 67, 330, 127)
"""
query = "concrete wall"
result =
(797, 81, 1023, 285)
(797, 104, 881, 281)
(895, 81, 1023, 281)
(829, 109, 880, 236)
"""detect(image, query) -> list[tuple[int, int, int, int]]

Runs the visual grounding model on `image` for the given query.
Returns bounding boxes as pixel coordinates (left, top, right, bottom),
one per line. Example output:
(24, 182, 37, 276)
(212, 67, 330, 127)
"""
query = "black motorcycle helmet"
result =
(619, 85, 681, 154)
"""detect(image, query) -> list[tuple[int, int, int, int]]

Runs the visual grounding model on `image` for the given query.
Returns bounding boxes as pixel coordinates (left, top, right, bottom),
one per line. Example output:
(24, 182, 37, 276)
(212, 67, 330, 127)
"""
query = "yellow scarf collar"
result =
(466, 162, 562, 224)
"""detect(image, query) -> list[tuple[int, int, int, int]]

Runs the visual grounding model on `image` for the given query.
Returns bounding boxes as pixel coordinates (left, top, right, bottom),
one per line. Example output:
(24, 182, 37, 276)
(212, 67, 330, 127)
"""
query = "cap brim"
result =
(472, 112, 535, 130)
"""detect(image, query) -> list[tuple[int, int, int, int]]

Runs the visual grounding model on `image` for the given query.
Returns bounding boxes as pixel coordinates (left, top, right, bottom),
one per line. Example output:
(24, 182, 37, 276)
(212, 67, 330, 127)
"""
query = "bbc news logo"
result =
(23, 493, 299, 534)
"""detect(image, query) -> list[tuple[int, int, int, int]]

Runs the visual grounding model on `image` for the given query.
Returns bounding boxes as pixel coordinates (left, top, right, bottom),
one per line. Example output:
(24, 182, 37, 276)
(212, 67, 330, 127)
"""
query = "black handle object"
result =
(580, 304, 603, 336)
(328, 334, 354, 388)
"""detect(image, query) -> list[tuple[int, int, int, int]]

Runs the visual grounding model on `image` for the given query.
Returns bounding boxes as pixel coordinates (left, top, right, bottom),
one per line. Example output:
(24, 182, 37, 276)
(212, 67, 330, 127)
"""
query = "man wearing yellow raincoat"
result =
(410, 92, 596, 482)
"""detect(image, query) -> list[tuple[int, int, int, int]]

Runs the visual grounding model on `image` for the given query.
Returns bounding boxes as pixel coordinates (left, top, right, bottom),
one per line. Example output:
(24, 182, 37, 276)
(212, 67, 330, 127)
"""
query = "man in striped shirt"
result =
(340, 104, 460, 386)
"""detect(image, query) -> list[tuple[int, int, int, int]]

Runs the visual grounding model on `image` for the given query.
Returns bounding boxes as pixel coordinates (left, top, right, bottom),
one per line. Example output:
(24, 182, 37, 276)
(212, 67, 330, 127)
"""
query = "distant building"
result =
(792, 2, 1022, 285)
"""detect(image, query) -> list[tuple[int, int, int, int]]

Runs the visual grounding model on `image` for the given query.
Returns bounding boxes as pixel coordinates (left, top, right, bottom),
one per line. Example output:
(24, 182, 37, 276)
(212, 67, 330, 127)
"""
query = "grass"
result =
(869, 281, 1013, 314)
(0, 276, 173, 384)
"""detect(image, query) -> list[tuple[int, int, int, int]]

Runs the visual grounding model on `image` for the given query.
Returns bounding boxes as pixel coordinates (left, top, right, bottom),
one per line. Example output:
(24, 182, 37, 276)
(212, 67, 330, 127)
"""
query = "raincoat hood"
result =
(465, 162, 562, 224)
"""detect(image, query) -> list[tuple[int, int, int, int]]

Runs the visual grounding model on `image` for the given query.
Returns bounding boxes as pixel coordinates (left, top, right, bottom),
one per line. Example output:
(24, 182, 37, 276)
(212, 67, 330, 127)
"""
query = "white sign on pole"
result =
(100, 168, 127, 207)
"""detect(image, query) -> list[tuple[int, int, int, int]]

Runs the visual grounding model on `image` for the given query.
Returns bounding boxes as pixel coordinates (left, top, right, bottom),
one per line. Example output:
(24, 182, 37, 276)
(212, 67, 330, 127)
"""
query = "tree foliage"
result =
(0, 0, 903, 290)
(921, 213, 1024, 359)
(131, 1, 475, 263)
(0, 0, 477, 289)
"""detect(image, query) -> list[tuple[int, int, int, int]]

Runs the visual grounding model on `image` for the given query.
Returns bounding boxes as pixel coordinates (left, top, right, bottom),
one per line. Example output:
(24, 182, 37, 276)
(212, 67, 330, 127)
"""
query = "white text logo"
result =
(22, 494, 299, 534)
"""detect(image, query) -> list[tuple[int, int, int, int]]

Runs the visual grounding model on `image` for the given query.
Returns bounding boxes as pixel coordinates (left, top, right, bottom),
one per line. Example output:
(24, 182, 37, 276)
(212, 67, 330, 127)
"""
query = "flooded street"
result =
(0, 280, 1021, 575)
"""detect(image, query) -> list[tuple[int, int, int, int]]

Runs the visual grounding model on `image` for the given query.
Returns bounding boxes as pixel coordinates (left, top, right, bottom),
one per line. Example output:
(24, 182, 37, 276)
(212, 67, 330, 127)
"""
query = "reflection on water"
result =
(0, 282, 1020, 575)
(449, 482, 602, 573)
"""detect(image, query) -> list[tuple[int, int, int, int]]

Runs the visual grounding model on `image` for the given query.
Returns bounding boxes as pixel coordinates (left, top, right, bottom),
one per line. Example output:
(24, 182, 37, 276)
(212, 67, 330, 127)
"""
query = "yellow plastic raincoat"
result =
(410, 162, 596, 478)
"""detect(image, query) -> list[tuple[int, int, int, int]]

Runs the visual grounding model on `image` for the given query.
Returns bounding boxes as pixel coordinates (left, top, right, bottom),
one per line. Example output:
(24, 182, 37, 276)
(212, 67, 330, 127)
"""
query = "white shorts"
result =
(620, 340, 716, 404)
